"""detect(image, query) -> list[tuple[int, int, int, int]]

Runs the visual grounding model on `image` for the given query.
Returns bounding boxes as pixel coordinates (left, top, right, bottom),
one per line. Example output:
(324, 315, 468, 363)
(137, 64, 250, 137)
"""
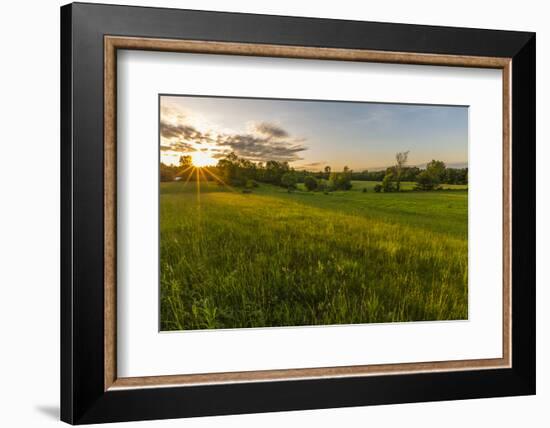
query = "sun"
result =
(190, 151, 216, 167)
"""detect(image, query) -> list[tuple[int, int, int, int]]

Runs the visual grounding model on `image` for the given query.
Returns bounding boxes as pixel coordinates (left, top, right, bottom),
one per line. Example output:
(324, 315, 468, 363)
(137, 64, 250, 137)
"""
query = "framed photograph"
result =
(61, 2, 535, 424)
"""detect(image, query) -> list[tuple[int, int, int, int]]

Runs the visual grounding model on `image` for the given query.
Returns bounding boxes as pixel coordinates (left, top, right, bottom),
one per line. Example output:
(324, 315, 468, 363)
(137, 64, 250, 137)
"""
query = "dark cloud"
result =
(160, 118, 307, 162)
(222, 134, 306, 162)
(160, 141, 197, 152)
(211, 151, 229, 159)
(160, 121, 202, 141)
(254, 122, 289, 139)
(295, 161, 325, 170)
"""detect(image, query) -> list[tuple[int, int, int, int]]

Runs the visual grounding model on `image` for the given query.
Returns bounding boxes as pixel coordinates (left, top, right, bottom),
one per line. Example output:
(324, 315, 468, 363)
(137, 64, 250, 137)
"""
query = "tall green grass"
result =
(160, 180, 468, 331)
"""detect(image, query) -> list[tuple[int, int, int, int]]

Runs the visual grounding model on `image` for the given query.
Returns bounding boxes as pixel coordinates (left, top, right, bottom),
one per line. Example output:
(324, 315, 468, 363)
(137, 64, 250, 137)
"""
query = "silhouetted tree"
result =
(394, 151, 409, 191)
(426, 160, 446, 182)
(304, 175, 318, 191)
(281, 172, 298, 192)
(160, 162, 179, 182)
(382, 171, 396, 192)
(329, 166, 352, 190)
(415, 170, 439, 190)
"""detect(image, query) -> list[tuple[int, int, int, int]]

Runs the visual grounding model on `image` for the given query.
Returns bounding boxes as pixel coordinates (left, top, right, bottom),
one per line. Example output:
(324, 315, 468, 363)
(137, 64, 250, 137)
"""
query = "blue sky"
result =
(160, 95, 468, 171)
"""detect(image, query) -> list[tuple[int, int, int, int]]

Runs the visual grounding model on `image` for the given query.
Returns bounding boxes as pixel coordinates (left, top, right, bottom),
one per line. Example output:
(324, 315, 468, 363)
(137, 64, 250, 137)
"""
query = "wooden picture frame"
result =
(61, 2, 535, 424)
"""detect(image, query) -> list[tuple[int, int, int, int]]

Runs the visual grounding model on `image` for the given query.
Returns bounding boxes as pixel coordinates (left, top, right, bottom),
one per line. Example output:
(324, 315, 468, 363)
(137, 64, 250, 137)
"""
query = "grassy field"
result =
(160, 179, 468, 331)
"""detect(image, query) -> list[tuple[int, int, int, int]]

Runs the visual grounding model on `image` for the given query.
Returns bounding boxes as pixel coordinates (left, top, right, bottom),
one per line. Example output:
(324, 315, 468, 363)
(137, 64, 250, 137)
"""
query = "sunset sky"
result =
(160, 95, 468, 171)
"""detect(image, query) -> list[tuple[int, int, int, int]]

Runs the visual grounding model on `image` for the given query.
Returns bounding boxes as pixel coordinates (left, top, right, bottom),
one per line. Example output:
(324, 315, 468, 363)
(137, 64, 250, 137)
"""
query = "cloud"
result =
(300, 161, 324, 167)
(160, 121, 202, 141)
(160, 104, 186, 123)
(161, 141, 197, 152)
(253, 122, 289, 139)
(221, 133, 306, 162)
(295, 161, 325, 169)
(211, 150, 231, 159)
(160, 116, 308, 163)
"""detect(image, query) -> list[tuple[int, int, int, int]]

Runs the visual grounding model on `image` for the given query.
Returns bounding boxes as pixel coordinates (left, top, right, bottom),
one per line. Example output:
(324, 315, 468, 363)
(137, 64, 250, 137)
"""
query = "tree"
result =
(340, 166, 353, 190)
(414, 159, 446, 191)
(460, 168, 468, 185)
(394, 151, 409, 191)
(263, 160, 289, 185)
(443, 167, 468, 185)
(174, 155, 194, 180)
(179, 155, 192, 168)
(324, 165, 331, 179)
(382, 171, 396, 192)
(426, 160, 446, 182)
(281, 172, 297, 191)
(304, 175, 318, 191)
(245, 179, 258, 189)
(215, 152, 259, 186)
(415, 170, 439, 190)
(317, 179, 328, 192)
(400, 166, 420, 182)
(329, 166, 352, 190)
(160, 162, 178, 182)
(216, 152, 240, 185)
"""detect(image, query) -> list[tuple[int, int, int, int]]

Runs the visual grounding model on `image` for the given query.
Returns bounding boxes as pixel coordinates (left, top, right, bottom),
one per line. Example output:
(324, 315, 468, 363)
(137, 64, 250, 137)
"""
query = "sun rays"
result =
(177, 162, 243, 207)
(174, 148, 247, 199)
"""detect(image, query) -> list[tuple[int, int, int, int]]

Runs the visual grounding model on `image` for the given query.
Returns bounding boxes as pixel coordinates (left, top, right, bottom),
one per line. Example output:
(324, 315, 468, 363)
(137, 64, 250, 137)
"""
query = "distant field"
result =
(160, 180, 468, 331)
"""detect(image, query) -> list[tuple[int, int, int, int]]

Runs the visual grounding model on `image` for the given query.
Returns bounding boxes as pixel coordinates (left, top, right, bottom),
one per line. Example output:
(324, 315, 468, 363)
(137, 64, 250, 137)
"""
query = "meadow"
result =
(160, 179, 468, 331)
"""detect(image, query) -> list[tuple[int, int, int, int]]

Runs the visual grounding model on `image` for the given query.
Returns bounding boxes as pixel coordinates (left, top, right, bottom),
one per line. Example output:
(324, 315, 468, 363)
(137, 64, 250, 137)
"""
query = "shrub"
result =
(281, 172, 298, 191)
(245, 179, 258, 189)
(362, 187, 367, 193)
(160, 162, 178, 182)
(382, 173, 396, 192)
(415, 170, 440, 191)
(328, 167, 353, 191)
(304, 175, 318, 191)
(374, 184, 382, 193)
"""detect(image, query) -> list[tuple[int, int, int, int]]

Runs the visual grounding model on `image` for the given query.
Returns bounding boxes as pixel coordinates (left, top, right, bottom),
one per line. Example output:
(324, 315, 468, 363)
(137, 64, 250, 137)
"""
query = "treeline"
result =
(160, 153, 353, 191)
(160, 151, 467, 193)
(373, 159, 467, 192)
(301, 165, 467, 188)
(356, 166, 468, 186)
(160, 162, 184, 182)
(216, 152, 352, 191)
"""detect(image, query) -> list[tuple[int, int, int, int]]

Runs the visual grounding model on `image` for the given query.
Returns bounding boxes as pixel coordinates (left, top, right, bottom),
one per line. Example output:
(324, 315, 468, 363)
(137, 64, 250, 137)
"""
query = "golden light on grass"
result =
(159, 178, 469, 331)
(177, 163, 238, 208)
